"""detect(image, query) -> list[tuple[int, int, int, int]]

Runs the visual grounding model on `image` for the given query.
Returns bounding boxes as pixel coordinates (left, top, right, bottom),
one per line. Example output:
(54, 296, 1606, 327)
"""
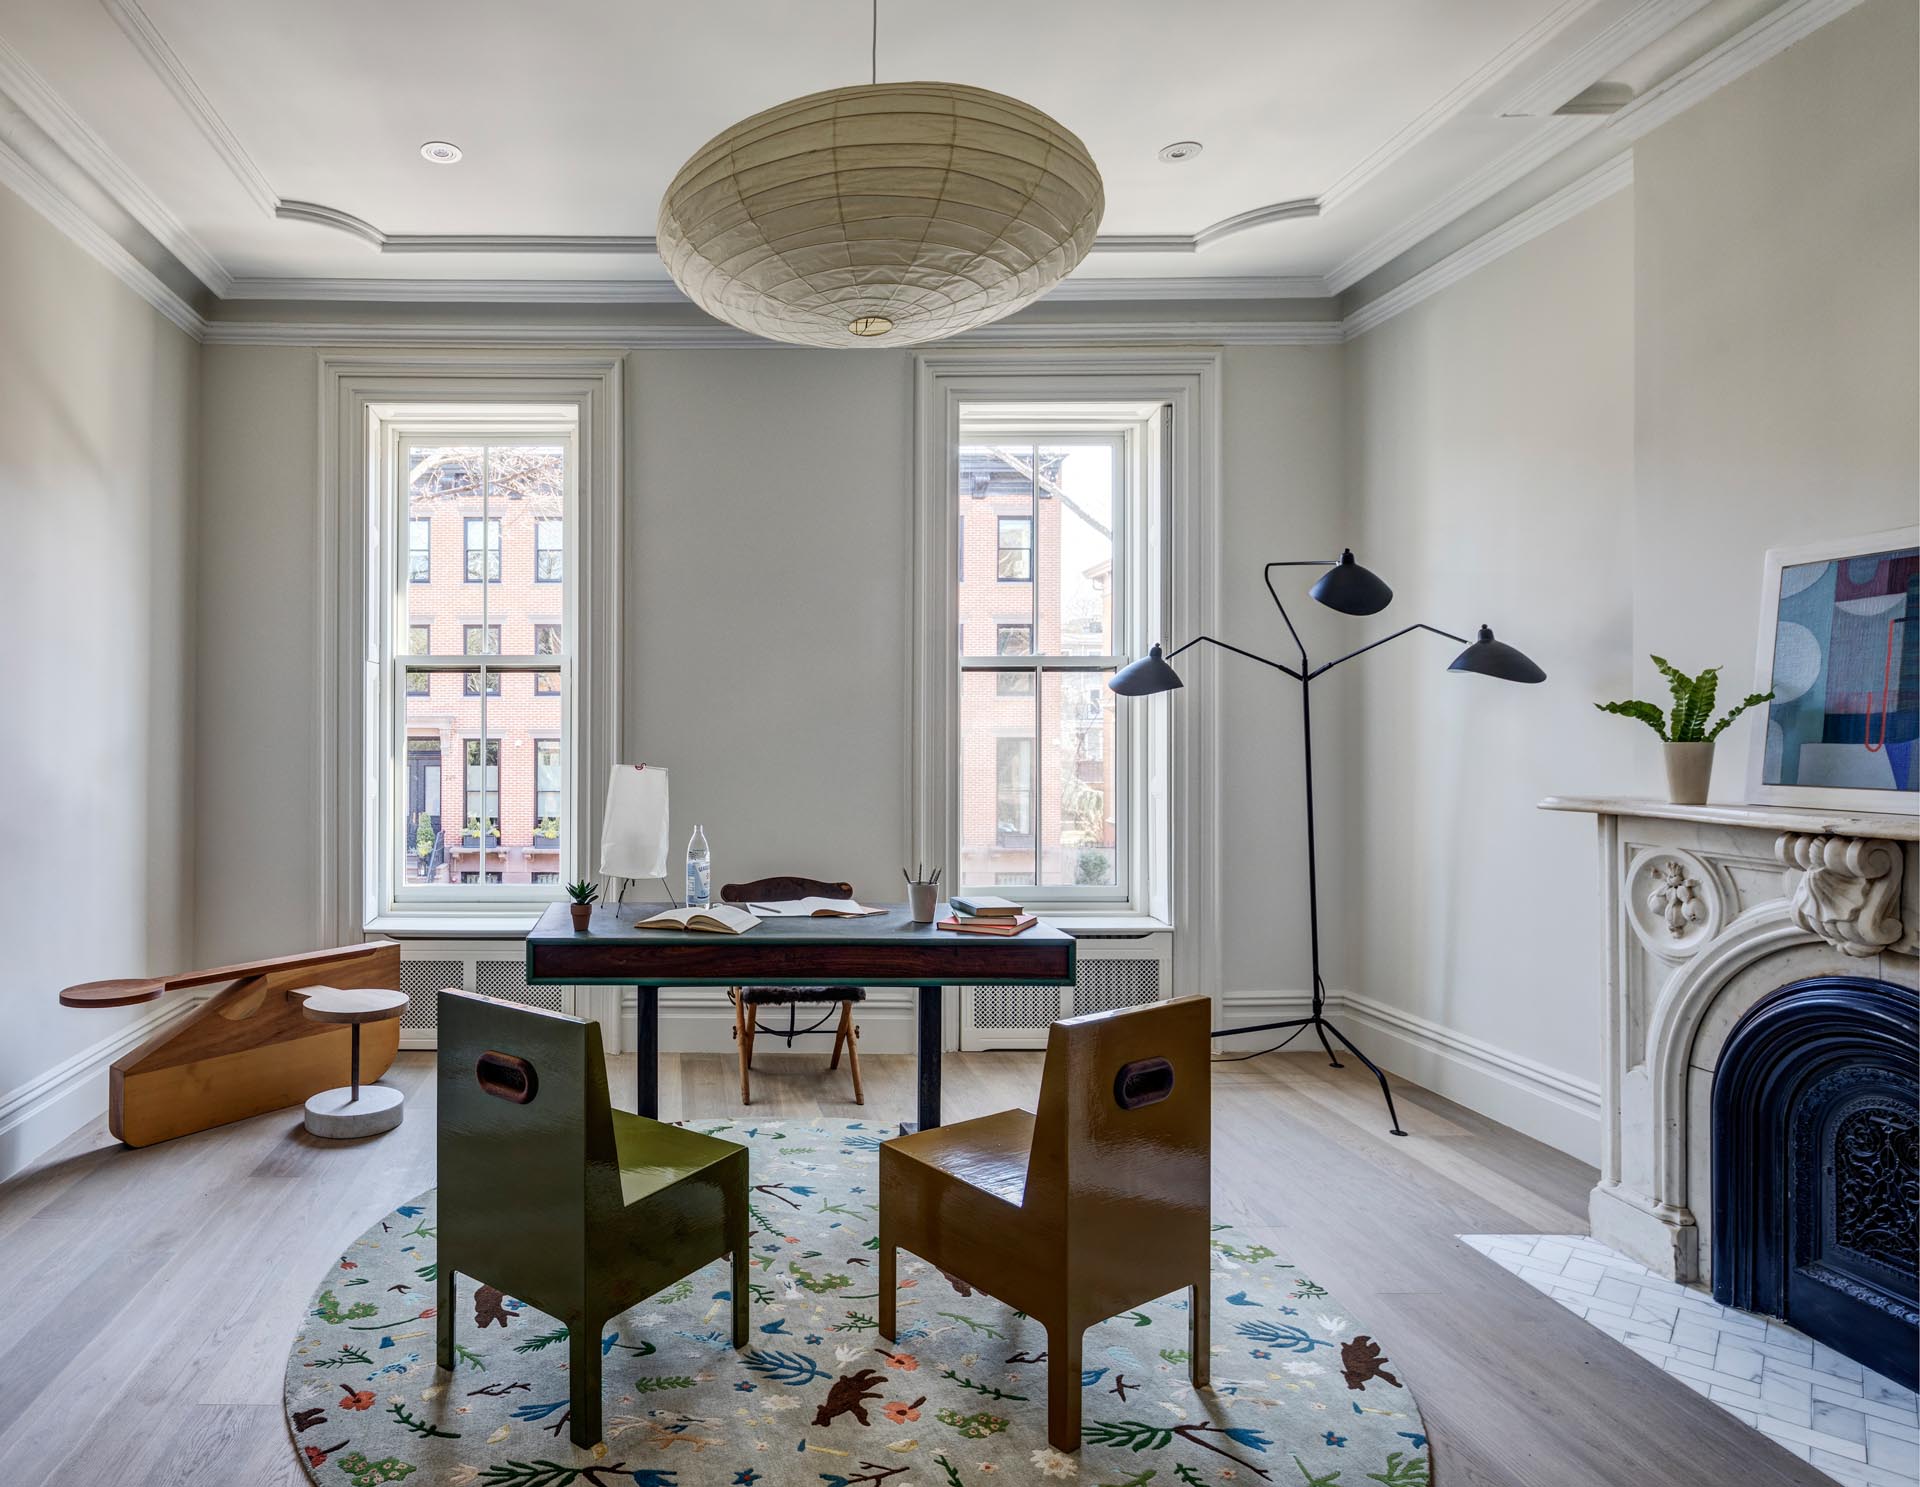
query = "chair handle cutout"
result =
(477, 1050, 539, 1105)
(1114, 1056, 1174, 1110)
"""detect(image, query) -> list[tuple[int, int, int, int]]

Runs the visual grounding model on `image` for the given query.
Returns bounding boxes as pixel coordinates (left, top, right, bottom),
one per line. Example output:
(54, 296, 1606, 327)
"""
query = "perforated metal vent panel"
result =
(972, 982, 1064, 1029)
(400, 959, 463, 1031)
(1074, 957, 1160, 1015)
(476, 957, 566, 1013)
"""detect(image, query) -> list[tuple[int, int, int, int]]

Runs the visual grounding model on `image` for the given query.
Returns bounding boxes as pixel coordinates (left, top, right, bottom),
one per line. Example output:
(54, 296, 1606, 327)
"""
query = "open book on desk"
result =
(746, 897, 884, 918)
(635, 904, 761, 934)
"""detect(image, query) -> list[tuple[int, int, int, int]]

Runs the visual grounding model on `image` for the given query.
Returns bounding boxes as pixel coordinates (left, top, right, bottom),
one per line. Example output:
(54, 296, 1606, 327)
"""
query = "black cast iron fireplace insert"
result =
(1711, 975, 1918, 1390)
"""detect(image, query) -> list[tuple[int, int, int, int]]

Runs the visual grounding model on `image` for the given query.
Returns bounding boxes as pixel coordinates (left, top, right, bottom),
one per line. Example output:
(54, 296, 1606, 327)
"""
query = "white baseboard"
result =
(0, 993, 210, 1184)
(1217, 987, 1599, 1162)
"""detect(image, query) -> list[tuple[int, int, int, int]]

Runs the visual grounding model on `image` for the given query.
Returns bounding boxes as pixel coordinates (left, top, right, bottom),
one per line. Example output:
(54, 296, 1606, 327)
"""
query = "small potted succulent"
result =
(1597, 656, 1772, 806)
(565, 879, 599, 931)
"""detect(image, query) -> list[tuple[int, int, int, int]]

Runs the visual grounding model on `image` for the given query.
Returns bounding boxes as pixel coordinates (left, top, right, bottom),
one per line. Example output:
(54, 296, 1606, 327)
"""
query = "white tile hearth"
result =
(1462, 1233, 1919, 1487)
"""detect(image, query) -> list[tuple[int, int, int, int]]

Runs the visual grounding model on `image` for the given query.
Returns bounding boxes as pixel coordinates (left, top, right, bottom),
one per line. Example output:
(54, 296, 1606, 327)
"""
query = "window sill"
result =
(1034, 912, 1172, 935)
(365, 911, 543, 939)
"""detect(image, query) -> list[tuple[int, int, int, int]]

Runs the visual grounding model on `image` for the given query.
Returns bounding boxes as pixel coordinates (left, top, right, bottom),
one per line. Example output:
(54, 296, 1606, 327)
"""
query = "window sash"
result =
(955, 428, 1133, 903)
(383, 424, 577, 912)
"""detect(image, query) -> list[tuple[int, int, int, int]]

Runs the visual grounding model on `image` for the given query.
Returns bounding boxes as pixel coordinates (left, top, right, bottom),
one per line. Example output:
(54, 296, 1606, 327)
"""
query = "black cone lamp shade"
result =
(1309, 548, 1393, 616)
(1109, 643, 1184, 696)
(1449, 624, 1546, 683)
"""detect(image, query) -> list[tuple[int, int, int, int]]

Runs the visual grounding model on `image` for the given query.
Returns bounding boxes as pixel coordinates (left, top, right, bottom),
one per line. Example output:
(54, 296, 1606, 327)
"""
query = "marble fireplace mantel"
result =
(1541, 795, 1918, 1282)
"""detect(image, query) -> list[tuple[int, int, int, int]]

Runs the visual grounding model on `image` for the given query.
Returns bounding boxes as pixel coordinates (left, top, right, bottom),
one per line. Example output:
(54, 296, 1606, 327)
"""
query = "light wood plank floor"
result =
(0, 1050, 1836, 1487)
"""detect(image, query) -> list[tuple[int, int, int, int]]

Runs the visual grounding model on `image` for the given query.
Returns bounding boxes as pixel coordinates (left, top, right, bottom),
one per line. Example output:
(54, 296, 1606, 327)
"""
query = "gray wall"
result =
(1344, 193, 1638, 1156)
(1632, 0, 1919, 761)
(0, 183, 199, 1176)
(1340, 0, 1918, 1159)
(192, 345, 1353, 1016)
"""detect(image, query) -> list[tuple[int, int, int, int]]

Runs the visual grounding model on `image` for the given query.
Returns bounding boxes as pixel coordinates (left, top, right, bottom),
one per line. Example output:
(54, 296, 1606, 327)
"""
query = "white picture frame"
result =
(1746, 526, 1920, 812)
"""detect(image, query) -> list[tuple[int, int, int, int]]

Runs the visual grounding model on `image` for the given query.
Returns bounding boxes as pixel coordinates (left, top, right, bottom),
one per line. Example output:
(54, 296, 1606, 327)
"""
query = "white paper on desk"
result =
(599, 763, 669, 881)
(749, 897, 884, 917)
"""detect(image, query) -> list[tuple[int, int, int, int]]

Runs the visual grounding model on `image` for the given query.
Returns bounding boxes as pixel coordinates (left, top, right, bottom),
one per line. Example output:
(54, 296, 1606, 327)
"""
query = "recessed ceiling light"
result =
(1158, 140, 1203, 164)
(420, 141, 463, 164)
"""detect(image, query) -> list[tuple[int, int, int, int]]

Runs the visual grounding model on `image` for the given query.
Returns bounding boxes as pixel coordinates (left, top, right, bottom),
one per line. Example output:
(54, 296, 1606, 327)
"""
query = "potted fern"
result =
(565, 879, 599, 931)
(1597, 656, 1772, 806)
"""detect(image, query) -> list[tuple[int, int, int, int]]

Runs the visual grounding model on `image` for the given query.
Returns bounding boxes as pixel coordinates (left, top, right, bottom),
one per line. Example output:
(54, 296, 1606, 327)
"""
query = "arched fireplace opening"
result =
(1711, 975, 1918, 1390)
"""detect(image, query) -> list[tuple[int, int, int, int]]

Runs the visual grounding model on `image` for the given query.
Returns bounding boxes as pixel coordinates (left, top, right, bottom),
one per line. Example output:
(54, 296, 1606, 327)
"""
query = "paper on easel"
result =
(599, 763, 669, 882)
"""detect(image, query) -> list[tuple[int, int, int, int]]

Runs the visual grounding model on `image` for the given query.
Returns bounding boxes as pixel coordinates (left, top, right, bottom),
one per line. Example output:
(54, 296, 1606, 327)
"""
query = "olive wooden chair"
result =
(719, 874, 865, 1105)
(435, 990, 750, 1447)
(878, 994, 1213, 1451)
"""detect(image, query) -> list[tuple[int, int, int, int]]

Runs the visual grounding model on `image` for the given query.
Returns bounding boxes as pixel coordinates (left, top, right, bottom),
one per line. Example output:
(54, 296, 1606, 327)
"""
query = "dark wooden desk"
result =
(525, 902, 1075, 1130)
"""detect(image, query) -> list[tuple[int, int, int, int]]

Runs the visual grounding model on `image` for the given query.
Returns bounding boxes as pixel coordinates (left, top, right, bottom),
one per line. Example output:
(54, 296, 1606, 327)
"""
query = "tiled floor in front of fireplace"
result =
(1461, 1233, 1918, 1487)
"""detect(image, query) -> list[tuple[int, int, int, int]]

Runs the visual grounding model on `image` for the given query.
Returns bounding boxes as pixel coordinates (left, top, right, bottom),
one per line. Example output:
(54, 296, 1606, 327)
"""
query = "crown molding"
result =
(1340, 151, 1634, 340)
(0, 132, 205, 336)
(1497, 0, 1713, 117)
(379, 234, 655, 255)
(1600, 0, 1864, 140)
(0, 0, 1857, 346)
(1317, 0, 1599, 212)
(99, 0, 276, 216)
(0, 33, 229, 293)
(199, 316, 1345, 349)
(223, 275, 691, 302)
(1330, 0, 1866, 294)
(1050, 274, 1329, 301)
(1326, 115, 1595, 294)
(219, 273, 1333, 304)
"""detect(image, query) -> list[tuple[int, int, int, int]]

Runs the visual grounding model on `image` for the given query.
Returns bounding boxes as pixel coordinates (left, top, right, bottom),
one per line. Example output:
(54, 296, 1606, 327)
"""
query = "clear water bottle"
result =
(685, 824, 711, 908)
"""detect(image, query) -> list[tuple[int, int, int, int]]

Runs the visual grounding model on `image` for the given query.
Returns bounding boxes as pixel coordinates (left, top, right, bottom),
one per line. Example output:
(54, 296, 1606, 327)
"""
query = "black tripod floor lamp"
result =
(1109, 550, 1546, 1136)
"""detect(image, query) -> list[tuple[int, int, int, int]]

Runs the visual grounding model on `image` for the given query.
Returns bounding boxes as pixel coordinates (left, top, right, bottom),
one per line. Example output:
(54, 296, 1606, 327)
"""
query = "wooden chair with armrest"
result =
(59, 941, 403, 1147)
(877, 993, 1213, 1451)
(435, 989, 750, 1448)
(719, 875, 865, 1105)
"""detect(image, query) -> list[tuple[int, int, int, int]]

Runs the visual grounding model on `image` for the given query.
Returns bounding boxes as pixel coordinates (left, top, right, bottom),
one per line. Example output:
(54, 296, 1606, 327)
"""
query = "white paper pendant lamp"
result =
(657, 82, 1104, 348)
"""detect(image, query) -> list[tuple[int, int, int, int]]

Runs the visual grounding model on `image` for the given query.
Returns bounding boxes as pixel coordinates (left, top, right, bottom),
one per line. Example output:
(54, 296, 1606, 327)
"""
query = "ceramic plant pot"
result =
(569, 903, 593, 932)
(1663, 740, 1715, 806)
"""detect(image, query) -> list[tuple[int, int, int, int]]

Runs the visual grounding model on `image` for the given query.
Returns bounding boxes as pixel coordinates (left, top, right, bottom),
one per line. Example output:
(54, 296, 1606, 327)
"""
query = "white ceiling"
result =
(0, 0, 1775, 298)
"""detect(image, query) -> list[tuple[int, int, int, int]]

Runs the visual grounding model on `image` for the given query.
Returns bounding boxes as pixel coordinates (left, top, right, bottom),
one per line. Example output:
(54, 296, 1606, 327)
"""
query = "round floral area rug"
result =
(285, 1120, 1429, 1487)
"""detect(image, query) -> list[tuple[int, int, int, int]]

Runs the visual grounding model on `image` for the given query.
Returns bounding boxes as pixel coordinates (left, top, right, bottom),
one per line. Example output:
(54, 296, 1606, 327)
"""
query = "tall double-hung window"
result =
(379, 424, 576, 904)
(952, 408, 1163, 904)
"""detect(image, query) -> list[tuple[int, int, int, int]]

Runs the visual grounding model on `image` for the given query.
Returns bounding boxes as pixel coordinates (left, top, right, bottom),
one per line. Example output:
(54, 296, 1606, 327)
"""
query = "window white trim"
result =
(317, 352, 622, 942)
(911, 350, 1221, 1006)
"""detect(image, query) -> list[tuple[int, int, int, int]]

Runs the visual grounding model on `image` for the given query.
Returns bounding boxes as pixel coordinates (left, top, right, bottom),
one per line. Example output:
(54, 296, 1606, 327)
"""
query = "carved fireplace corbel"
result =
(1778, 832, 1909, 958)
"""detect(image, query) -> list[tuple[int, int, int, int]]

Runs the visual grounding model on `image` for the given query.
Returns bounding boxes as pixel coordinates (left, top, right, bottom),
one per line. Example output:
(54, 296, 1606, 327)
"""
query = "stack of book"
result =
(936, 895, 1039, 936)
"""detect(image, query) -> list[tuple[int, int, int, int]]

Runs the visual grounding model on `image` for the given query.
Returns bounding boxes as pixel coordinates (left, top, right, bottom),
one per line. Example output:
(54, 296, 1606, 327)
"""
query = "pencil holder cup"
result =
(908, 882, 940, 923)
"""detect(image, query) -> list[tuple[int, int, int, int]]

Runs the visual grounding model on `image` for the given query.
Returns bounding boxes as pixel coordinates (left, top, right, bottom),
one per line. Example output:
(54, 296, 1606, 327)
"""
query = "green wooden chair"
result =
(435, 989, 750, 1447)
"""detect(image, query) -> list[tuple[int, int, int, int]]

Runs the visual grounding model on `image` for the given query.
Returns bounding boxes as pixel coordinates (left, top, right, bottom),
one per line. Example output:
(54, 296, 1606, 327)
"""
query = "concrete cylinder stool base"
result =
(305, 1083, 405, 1138)
(294, 985, 409, 1140)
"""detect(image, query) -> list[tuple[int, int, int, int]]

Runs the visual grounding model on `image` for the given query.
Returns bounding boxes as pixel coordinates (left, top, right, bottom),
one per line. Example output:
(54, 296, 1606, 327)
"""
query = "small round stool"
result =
(297, 986, 407, 1138)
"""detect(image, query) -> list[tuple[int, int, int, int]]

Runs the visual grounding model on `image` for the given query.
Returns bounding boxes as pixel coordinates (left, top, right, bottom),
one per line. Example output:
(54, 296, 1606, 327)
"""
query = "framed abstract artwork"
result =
(1747, 528, 1919, 810)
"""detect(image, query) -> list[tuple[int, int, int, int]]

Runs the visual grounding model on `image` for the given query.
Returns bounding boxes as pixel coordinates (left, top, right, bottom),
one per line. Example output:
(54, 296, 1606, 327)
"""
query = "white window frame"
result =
(913, 352, 1221, 1001)
(959, 427, 1134, 905)
(379, 418, 577, 914)
(317, 354, 622, 941)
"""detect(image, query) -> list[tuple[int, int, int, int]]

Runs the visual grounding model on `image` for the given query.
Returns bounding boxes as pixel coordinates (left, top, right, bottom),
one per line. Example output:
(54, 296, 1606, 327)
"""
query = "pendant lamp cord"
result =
(871, 0, 878, 84)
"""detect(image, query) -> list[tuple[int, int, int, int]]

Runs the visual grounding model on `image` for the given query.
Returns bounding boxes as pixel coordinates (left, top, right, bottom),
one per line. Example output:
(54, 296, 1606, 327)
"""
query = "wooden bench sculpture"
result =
(60, 941, 403, 1147)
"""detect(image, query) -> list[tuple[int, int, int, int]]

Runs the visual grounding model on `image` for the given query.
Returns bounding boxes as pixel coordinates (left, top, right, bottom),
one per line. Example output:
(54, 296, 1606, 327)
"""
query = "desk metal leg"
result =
(906, 984, 943, 1136)
(635, 985, 659, 1118)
